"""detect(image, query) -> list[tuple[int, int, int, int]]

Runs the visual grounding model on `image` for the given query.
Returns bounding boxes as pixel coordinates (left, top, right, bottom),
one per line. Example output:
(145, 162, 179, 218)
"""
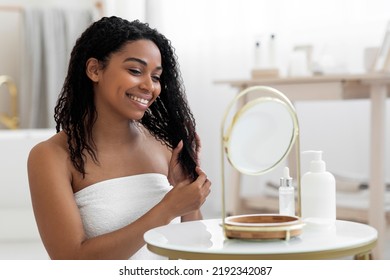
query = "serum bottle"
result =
(279, 167, 295, 216)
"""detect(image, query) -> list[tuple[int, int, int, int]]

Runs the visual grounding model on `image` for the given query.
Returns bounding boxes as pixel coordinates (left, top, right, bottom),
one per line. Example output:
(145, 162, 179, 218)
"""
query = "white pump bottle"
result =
(301, 151, 336, 225)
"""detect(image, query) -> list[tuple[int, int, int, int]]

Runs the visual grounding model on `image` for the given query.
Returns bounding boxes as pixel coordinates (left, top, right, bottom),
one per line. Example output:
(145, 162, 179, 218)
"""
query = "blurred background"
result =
(0, 0, 389, 259)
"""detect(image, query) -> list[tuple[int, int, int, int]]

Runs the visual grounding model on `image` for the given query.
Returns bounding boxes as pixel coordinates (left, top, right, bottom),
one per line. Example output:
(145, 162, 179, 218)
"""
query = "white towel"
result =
(74, 173, 178, 260)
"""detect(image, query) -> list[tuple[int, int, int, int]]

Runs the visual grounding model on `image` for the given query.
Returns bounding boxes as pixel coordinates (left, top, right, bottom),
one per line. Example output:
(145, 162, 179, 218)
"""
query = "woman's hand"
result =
(166, 134, 209, 221)
(167, 140, 185, 186)
(168, 134, 201, 186)
(162, 167, 211, 219)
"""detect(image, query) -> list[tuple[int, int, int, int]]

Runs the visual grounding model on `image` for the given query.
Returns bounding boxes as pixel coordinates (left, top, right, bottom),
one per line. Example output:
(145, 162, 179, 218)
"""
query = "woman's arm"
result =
(181, 210, 203, 222)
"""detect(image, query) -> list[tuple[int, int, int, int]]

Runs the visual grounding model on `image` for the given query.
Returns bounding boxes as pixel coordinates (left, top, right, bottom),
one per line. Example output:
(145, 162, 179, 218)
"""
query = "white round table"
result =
(144, 219, 377, 259)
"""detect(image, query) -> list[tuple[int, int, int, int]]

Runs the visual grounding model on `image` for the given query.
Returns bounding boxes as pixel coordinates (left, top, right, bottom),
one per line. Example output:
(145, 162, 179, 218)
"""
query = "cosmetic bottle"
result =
(268, 34, 276, 68)
(279, 166, 295, 216)
(301, 151, 336, 225)
(254, 40, 262, 69)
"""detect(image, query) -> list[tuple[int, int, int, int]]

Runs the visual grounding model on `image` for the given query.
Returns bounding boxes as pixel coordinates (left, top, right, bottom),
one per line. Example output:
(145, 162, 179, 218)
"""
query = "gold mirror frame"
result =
(221, 86, 301, 239)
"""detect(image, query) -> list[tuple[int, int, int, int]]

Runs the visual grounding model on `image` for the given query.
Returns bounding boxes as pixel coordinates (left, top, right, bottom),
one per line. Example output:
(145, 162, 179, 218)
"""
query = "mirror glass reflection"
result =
(226, 97, 295, 175)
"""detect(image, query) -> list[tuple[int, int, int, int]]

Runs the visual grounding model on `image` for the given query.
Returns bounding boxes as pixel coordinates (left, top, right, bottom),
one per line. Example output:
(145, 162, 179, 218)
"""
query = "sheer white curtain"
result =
(19, 7, 94, 128)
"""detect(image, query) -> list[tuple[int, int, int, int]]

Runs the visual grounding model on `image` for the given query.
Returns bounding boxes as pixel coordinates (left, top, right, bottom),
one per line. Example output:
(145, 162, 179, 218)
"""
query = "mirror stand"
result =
(221, 86, 302, 240)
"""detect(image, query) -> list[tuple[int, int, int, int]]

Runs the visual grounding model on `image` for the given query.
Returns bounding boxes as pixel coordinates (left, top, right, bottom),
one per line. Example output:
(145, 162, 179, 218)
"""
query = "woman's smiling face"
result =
(89, 39, 162, 122)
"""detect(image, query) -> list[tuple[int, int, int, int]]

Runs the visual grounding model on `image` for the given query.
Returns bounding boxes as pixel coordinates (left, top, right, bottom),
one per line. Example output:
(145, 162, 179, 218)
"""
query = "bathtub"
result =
(0, 129, 55, 259)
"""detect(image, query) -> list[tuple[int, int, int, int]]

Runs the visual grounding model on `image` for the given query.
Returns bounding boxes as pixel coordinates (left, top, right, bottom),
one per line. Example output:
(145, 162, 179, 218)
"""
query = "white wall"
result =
(141, 0, 390, 218)
(1, 0, 389, 219)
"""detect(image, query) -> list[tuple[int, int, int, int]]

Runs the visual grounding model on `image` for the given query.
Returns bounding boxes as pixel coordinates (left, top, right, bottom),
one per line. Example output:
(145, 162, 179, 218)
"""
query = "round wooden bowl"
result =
(224, 214, 304, 240)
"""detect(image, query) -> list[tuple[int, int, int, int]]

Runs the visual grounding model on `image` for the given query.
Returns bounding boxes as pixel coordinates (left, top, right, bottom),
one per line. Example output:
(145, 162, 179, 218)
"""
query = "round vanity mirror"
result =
(221, 86, 302, 240)
(226, 97, 295, 175)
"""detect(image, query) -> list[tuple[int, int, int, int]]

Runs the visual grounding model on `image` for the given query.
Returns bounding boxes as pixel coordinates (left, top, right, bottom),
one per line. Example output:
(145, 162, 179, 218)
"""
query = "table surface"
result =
(216, 73, 390, 86)
(144, 219, 378, 259)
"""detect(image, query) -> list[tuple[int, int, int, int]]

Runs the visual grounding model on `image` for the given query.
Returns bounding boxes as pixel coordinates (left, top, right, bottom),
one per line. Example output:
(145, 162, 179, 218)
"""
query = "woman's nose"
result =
(139, 76, 155, 93)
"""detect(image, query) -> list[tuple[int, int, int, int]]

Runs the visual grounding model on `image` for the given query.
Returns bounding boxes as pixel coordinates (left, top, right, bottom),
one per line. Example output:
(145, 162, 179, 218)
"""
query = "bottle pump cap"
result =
(280, 166, 293, 187)
(302, 150, 326, 173)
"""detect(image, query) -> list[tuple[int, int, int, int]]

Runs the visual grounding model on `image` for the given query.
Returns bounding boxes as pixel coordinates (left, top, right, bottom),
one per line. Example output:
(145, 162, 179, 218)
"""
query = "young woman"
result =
(28, 16, 211, 260)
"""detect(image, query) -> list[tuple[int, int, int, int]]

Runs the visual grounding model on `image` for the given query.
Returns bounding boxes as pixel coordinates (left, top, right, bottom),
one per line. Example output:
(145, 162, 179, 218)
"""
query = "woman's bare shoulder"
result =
(29, 131, 68, 160)
(27, 131, 72, 182)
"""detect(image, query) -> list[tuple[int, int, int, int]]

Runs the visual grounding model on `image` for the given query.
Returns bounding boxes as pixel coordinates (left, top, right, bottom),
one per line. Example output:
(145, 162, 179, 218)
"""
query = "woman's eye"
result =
(129, 69, 141, 75)
(152, 75, 161, 82)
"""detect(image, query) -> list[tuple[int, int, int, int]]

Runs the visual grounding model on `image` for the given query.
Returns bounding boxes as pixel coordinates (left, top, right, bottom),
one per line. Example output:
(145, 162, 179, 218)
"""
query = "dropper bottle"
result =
(279, 166, 295, 216)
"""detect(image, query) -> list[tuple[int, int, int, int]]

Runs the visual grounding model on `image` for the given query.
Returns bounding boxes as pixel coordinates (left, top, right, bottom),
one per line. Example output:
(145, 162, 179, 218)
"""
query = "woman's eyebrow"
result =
(123, 57, 162, 70)
(124, 57, 146, 65)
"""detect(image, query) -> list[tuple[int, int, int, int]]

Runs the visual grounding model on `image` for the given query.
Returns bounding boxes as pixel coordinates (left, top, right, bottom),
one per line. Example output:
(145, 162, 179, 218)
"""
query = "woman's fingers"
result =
(168, 140, 185, 186)
(172, 140, 183, 161)
(195, 166, 211, 195)
(164, 166, 211, 217)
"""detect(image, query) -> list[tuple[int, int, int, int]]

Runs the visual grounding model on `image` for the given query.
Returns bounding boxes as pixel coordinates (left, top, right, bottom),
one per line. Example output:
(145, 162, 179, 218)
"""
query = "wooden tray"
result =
(224, 214, 304, 240)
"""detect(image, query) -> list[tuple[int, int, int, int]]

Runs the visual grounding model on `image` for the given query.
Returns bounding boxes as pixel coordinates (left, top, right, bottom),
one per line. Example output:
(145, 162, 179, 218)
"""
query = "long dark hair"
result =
(54, 16, 198, 179)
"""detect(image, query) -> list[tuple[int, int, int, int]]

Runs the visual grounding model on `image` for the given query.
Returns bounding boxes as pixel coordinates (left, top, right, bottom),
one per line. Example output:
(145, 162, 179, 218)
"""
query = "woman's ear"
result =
(86, 58, 100, 82)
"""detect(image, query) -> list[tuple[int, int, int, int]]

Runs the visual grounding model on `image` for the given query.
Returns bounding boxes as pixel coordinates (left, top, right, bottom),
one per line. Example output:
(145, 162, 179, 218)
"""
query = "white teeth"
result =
(129, 95, 149, 105)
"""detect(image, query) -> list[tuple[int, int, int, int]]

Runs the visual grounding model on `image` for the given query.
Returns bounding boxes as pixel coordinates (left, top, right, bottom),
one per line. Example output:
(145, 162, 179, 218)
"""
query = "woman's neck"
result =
(92, 119, 143, 148)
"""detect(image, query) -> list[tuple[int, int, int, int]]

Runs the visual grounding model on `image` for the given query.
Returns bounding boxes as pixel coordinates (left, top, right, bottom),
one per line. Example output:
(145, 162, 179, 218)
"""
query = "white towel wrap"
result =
(74, 173, 178, 260)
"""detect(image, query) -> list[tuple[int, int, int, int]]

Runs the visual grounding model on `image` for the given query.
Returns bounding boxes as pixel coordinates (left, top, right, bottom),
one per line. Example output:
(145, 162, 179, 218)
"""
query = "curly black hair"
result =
(54, 16, 198, 180)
